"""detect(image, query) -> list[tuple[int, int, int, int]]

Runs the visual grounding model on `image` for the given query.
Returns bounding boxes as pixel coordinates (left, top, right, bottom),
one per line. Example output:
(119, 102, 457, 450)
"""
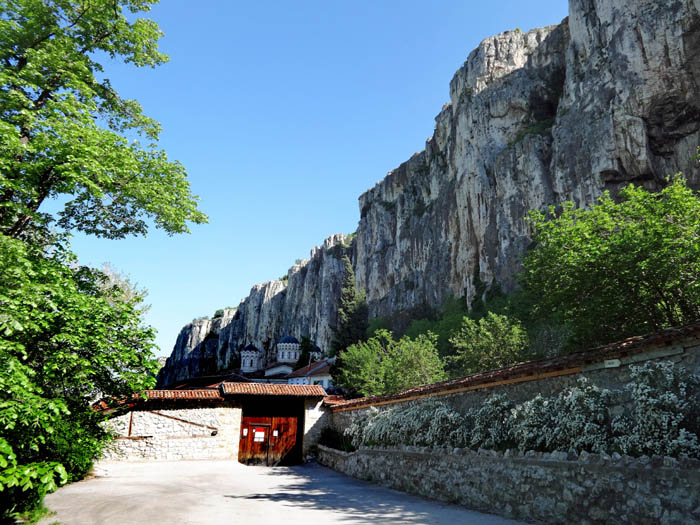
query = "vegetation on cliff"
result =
(335, 177, 700, 394)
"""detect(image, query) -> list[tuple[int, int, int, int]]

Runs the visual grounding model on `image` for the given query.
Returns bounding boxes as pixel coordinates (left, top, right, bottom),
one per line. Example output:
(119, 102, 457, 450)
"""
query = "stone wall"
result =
(102, 406, 241, 462)
(318, 445, 700, 525)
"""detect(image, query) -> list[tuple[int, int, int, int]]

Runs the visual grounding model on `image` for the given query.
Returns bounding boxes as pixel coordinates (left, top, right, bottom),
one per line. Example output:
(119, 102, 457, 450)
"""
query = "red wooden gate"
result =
(238, 416, 298, 466)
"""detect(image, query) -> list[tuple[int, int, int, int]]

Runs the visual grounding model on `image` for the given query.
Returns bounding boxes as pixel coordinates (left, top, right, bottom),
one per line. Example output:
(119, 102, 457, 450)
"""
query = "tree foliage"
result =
(0, 0, 207, 240)
(295, 335, 314, 368)
(0, 235, 158, 518)
(522, 177, 700, 347)
(336, 330, 446, 397)
(447, 312, 529, 376)
(331, 255, 368, 354)
(0, 1, 201, 518)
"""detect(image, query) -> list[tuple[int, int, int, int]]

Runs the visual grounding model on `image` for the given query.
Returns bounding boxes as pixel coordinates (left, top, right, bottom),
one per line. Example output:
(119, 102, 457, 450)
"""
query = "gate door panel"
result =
(268, 417, 298, 466)
(239, 416, 297, 466)
(238, 417, 270, 465)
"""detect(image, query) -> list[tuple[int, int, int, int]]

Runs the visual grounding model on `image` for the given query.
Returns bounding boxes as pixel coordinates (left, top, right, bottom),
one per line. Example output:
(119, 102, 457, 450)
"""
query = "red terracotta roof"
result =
(322, 395, 346, 406)
(143, 389, 223, 399)
(331, 320, 700, 411)
(289, 358, 334, 378)
(220, 383, 326, 396)
(93, 389, 223, 412)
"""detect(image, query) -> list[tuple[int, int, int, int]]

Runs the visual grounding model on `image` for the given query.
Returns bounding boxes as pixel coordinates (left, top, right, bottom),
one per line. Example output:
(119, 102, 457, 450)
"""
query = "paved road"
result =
(41, 460, 522, 525)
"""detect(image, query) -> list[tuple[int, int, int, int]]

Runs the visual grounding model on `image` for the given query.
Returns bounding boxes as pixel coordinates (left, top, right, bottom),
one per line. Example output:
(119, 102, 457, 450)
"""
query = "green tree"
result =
(0, 0, 207, 240)
(295, 336, 314, 368)
(522, 176, 700, 347)
(336, 330, 446, 397)
(331, 255, 368, 354)
(0, 235, 158, 519)
(0, 1, 202, 517)
(403, 295, 468, 359)
(447, 312, 529, 376)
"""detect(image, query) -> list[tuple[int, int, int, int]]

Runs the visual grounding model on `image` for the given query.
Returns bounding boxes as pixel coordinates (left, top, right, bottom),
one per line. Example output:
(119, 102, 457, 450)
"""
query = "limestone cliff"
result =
(159, 0, 700, 386)
(157, 235, 349, 386)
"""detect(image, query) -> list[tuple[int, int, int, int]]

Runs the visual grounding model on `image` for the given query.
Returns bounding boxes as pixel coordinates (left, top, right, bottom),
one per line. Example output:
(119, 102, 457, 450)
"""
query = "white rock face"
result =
(356, 0, 700, 318)
(160, 0, 700, 385)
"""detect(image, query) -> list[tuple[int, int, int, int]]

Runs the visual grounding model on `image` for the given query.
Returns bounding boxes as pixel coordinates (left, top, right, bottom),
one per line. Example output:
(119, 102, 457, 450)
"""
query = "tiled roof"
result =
(93, 388, 223, 412)
(322, 395, 346, 406)
(220, 383, 326, 396)
(143, 389, 223, 399)
(331, 321, 700, 411)
(289, 358, 334, 378)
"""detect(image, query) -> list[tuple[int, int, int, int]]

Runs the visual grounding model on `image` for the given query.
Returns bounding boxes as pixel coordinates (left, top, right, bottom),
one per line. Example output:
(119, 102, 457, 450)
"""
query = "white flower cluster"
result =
(345, 401, 468, 448)
(611, 360, 700, 457)
(344, 361, 700, 458)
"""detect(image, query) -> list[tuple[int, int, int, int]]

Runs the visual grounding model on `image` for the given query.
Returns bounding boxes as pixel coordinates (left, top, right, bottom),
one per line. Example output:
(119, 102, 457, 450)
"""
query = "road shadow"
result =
(225, 461, 516, 525)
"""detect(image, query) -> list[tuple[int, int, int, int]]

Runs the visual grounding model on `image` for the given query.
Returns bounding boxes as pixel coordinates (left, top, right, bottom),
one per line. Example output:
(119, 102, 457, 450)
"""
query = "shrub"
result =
(448, 313, 529, 376)
(510, 394, 554, 451)
(318, 427, 356, 452)
(340, 361, 700, 459)
(613, 361, 700, 458)
(344, 401, 467, 449)
(336, 330, 446, 397)
(547, 378, 614, 453)
(468, 394, 515, 450)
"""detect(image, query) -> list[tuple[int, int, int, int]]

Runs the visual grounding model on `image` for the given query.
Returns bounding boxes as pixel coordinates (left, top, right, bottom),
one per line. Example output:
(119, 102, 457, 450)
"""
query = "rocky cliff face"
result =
(356, 0, 700, 318)
(159, 0, 700, 386)
(157, 235, 349, 386)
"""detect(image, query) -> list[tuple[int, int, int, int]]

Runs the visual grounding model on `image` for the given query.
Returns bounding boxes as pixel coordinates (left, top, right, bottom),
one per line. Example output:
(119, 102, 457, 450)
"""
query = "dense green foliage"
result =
(0, 0, 205, 519)
(523, 177, 700, 347)
(447, 312, 529, 376)
(0, 0, 207, 240)
(331, 255, 368, 354)
(336, 330, 446, 397)
(295, 336, 314, 368)
(0, 235, 158, 519)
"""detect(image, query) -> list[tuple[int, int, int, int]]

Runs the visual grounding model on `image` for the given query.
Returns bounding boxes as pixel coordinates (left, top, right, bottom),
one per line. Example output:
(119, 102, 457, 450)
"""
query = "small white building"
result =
(240, 344, 262, 373)
(288, 357, 335, 389)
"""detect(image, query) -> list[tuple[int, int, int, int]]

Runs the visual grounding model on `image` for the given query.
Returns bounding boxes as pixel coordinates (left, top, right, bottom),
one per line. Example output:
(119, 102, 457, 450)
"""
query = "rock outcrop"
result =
(159, 0, 700, 386)
(157, 235, 349, 386)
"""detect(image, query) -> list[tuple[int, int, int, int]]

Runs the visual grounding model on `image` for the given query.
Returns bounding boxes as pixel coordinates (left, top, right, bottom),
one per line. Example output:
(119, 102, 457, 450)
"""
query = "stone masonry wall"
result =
(102, 406, 241, 462)
(317, 445, 700, 525)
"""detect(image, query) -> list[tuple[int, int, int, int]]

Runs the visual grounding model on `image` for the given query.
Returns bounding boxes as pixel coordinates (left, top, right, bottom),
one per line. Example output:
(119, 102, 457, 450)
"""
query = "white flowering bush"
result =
(467, 394, 515, 450)
(546, 378, 614, 453)
(510, 394, 554, 451)
(612, 361, 700, 458)
(344, 401, 468, 448)
(340, 361, 700, 459)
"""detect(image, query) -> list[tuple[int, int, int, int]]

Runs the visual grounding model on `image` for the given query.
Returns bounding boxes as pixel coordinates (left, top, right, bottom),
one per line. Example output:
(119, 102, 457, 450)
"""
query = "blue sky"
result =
(65, 0, 569, 356)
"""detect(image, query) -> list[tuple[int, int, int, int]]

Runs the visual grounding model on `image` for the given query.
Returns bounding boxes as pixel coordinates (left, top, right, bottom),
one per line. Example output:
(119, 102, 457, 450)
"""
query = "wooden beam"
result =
(332, 367, 584, 413)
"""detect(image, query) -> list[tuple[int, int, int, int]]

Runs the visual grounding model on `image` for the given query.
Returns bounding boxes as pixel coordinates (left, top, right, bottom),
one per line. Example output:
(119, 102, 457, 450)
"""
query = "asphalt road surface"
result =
(40, 460, 523, 525)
